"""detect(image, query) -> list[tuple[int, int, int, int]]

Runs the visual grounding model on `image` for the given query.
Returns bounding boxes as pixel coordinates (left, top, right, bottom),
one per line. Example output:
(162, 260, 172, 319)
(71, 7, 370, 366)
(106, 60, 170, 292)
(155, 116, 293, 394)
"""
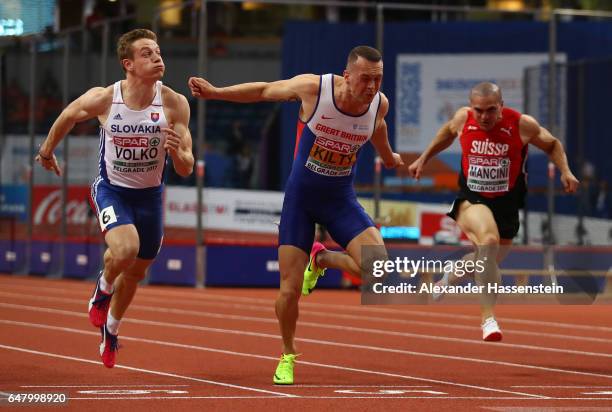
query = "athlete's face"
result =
(470, 94, 503, 131)
(124, 38, 165, 79)
(344, 57, 383, 104)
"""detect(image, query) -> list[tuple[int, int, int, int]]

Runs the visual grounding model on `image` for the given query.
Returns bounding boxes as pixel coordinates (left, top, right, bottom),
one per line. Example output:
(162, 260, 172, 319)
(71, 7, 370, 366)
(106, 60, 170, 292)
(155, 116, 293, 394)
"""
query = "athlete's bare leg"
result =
(444, 239, 513, 284)
(454, 200, 502, 322)
(315, 226, 386, 278)
(111, 258, 153, 319)
(102, 224, 152, 320)
(276, 245, 309, 354)
(315, 250, 361, 277)
(103, 225, 139, 284)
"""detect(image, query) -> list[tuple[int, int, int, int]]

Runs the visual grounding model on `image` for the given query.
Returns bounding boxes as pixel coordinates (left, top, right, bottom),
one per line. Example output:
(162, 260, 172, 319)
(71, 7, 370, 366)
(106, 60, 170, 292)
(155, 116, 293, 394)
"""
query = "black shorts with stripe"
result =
(447, 172, 526, 240)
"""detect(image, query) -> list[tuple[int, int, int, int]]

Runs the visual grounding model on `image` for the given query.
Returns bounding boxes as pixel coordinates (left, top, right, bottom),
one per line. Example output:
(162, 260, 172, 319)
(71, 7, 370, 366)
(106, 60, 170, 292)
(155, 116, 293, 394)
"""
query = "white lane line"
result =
(2, 296, 612, 362)
(2, 307, 611, 386)
(68, 396, 284, 399)
(291, 385, 433, 387)
(513, 386, 612, 388)
(57, 396, 612, 401)
(582, 391, 612, 395)
(21, 385, 190, 388)
(2, 290, 610, 345)
(0, 320, 548, 399)
(3, 281, 612, 334)
(0, 343, 295, 398)
(132, 288, 612, 333)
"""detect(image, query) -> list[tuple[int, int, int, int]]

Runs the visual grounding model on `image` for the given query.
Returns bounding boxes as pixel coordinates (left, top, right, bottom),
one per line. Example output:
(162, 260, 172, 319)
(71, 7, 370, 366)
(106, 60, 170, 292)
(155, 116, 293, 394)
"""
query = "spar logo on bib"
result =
(467, 156, 510, 192)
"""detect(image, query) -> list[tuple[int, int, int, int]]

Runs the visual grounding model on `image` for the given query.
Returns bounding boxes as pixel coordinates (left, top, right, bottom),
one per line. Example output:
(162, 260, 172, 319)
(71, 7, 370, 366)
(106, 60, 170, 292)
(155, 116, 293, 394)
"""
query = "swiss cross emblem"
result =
(151, 112, 160, 122)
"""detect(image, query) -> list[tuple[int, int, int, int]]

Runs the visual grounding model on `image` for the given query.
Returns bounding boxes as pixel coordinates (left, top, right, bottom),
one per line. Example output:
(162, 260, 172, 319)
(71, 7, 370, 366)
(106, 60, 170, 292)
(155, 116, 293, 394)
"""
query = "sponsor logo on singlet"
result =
(467, 138, 511, 192)
(110, 124, 163, 174)
(305, 122, 368, 177)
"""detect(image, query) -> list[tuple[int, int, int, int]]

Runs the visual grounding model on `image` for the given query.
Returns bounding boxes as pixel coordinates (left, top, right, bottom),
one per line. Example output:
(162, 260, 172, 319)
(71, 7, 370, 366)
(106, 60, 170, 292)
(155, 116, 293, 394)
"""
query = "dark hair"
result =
(347, 46, 382, 66)
(117, 29, 157, 71)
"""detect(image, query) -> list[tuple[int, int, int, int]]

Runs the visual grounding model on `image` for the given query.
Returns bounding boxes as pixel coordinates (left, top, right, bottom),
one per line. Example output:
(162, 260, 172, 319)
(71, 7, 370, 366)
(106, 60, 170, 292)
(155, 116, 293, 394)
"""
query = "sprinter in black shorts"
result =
(408, 82, 578, 341)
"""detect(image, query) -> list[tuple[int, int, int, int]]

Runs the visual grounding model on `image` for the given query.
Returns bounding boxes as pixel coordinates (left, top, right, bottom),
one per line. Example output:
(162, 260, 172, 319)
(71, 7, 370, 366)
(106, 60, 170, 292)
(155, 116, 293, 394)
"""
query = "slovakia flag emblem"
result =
(151, 112, 160, 122)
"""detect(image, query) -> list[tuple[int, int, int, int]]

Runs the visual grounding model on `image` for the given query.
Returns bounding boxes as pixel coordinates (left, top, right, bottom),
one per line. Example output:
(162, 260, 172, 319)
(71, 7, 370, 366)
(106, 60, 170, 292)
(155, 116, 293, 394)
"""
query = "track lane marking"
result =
(0, 320, 548, 399)
(2, 295, 611, 360)
(0, 343, 295, 398)
(2, 280, 611, 334)
(1, 289, 610, 345)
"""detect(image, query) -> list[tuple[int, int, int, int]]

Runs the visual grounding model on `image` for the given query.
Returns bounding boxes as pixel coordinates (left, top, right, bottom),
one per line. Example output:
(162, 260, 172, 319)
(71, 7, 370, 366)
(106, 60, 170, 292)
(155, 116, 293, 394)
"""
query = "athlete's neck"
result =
(334, 78, 369, 115)
(121, 77, 157, 110)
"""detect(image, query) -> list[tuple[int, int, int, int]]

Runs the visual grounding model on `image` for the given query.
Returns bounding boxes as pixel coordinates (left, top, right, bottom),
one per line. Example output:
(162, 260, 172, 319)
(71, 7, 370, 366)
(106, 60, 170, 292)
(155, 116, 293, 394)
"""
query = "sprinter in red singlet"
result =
(408, 82, 579, 341)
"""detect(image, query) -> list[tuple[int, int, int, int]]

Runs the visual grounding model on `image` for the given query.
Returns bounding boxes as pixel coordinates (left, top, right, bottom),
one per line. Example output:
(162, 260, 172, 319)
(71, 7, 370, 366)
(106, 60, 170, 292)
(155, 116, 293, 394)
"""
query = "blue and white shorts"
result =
(90, 177, 164, 260)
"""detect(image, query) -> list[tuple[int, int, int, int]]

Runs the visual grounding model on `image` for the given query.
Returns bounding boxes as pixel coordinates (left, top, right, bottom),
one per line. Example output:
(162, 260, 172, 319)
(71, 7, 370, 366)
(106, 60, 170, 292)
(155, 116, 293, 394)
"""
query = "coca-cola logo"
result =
(33, 187, 91, 225)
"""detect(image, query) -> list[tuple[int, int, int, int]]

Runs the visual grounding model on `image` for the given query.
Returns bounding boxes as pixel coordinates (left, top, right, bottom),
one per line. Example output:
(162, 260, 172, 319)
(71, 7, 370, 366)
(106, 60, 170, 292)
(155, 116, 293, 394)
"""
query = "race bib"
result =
(99, 205, 118, 231)
(466, 156, 510, 192)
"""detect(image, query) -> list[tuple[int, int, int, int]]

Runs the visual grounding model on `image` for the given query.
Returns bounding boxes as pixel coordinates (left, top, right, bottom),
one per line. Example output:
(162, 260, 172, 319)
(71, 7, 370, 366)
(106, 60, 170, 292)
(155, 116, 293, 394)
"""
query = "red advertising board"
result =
(32, 186, 92, 226)
(420, 211, 468, 244)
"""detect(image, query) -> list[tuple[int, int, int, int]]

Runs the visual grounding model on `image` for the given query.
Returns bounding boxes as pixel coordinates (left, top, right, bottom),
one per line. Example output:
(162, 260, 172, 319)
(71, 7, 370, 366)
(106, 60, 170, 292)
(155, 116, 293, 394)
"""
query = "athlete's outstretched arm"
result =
(520, 114, 579, 193)
(163, 91, 194, 177)
(370, 94, 403, 169)
(37, 87, 111, 176)
(408, 107, 468, 180)
(188, 74, 318, 103)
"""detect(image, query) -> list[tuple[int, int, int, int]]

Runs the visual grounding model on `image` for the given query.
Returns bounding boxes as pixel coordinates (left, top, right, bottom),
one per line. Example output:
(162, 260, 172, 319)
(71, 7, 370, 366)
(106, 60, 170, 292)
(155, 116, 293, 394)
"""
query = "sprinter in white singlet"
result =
(189, 46, 404, 384)
(36, 29, 194, 368)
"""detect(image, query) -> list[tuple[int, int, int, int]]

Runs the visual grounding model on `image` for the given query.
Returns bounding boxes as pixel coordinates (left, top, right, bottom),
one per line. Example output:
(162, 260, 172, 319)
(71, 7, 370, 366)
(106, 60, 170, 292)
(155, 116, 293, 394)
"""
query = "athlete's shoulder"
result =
(77, 85, 113, 114)
(295, 73, 320, 83)
(84, 85, 113, 102)
(453, 106, 470, 123)
(518, 113, 540, 133)
(379, 91, 388, 105)
(502, 106, 522, 119)
(292, 73, 321, 92)
(161, 85, 189, 108)
(377, 91, 389, 116)
(449, 106, 470, 134)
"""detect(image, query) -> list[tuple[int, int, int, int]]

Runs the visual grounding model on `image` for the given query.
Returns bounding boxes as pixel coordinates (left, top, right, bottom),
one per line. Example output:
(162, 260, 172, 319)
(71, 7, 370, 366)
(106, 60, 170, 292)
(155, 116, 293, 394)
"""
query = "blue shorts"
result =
(279, 186, 375, 254)
(90, 177, 164, 260)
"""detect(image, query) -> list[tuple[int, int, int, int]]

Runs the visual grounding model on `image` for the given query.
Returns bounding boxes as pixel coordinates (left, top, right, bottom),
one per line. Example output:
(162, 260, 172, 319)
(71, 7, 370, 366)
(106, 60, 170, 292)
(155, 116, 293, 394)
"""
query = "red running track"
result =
(1, 274, 612, 411)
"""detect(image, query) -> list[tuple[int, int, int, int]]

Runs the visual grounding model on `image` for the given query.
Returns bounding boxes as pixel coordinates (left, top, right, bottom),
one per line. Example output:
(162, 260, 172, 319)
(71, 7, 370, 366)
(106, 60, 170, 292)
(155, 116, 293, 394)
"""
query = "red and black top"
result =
(457, 107, 528, 207)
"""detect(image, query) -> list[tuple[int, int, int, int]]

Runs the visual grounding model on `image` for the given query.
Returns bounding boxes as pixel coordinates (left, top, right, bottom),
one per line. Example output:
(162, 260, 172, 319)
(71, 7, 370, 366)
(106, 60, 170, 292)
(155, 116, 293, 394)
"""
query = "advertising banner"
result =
(395, 53, 566, 152)
(0, 185, 28, 220)
(165, 187, 283, 233)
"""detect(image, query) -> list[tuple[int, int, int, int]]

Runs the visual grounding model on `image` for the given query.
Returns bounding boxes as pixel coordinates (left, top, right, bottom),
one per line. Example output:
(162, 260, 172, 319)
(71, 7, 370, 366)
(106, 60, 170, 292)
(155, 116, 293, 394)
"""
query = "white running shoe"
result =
(481, 317, 503, 342)
(432, 274, 449, 301)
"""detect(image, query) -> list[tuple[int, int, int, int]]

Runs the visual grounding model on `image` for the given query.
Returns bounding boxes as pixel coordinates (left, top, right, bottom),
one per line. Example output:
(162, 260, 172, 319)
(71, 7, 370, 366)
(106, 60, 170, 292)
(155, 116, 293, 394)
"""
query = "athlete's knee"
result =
(103, 249, 113, 267)
(109, 243, 139, 267)
(479, 232, 500, 246)
(278, 284, 301, 304)
(361, 248, 389, 278)
(278, 267, 303, 299)
(472, 229, 500, 247)
(121, 269, 146, 284)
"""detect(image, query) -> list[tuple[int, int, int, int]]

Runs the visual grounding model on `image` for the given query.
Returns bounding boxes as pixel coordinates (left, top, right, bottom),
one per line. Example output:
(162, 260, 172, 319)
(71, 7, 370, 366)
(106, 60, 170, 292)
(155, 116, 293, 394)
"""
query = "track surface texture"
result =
(1, 274, 611, 411)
